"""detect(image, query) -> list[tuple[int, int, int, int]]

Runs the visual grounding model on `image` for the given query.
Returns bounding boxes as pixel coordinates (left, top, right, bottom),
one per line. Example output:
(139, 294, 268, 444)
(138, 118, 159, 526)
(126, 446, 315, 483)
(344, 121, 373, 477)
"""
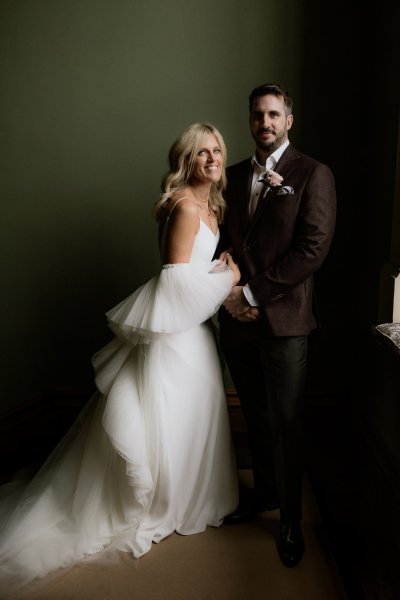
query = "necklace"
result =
(195, 200, 210, 211)
(194, 198, 211, 215)
(194, 198, 210, 212)
(191, 188, 215, 230)
(195, 199, 215, 231)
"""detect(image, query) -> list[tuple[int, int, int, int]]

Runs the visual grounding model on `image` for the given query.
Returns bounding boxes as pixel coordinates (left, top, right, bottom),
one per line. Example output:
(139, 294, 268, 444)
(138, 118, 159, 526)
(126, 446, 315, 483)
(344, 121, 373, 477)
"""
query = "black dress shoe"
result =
(278, 520, 305, 567)
(224, 496, 280, 525)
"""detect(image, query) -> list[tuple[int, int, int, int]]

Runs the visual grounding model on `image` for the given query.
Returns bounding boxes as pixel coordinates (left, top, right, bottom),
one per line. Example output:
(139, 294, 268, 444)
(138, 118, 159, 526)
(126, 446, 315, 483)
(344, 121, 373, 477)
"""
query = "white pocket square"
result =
(277, 186, 294, 195)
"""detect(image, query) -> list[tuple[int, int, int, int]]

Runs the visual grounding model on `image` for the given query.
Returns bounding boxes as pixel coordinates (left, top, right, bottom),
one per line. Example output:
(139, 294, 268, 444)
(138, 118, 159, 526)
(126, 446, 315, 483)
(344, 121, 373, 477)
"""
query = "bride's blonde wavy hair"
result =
(153, 123, 227, 223)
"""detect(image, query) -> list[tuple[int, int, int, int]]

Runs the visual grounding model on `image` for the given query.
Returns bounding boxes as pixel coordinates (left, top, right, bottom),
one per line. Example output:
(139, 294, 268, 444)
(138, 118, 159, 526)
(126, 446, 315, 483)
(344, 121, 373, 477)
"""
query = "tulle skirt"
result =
(0, 262, 238, 591)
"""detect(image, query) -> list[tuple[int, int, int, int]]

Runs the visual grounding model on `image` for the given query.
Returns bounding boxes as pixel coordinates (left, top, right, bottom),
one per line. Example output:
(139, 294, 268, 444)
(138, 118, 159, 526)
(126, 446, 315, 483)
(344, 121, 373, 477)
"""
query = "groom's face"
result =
(249, 94, 293, 155)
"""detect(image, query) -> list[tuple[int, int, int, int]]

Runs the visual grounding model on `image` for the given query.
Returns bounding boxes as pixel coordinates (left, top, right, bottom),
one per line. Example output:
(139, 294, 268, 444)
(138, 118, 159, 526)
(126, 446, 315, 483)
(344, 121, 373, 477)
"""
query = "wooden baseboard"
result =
(226, 387, 241, 407)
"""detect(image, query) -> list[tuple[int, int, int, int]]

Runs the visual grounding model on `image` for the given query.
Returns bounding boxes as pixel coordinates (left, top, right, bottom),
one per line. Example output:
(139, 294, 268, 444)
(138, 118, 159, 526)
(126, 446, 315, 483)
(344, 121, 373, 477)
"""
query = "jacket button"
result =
(243, 245, 249, 252)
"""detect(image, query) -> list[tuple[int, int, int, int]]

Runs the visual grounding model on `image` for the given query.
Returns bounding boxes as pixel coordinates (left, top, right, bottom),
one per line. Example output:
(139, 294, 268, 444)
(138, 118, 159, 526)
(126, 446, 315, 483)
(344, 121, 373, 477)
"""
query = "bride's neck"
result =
(188, 182, 211, 204)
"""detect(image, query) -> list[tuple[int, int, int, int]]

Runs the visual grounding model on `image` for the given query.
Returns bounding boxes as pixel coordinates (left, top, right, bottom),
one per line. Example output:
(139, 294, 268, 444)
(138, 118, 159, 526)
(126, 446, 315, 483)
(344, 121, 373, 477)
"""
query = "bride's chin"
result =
(206, 174, 221, 183)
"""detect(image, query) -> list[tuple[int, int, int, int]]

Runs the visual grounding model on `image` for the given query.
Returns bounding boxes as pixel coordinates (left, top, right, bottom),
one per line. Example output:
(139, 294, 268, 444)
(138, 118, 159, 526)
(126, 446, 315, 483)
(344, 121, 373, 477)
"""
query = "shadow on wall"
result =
(2, 198, 159, 417)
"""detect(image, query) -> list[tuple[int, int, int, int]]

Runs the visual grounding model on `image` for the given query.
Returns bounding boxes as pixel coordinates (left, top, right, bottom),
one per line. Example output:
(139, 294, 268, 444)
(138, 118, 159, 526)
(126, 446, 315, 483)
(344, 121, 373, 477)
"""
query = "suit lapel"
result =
(249, 145, 299, 226)
(274, 144, 300, 180)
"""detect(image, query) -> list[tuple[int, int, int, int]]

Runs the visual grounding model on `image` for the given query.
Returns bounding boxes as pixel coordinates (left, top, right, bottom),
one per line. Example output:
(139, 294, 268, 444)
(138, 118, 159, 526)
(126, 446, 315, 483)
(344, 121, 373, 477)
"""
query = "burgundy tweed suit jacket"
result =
(219, 144, 337, 336)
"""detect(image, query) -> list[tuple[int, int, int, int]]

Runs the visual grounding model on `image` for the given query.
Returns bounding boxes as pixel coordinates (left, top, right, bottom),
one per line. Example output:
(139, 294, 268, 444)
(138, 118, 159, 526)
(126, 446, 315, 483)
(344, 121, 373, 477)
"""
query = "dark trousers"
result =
(220, 318, 308, 521)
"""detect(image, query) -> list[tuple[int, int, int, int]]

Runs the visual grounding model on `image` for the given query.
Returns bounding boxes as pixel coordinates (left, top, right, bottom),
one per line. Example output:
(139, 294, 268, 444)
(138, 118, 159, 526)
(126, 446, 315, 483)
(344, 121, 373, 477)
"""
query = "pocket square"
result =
(277, 186, 294, 195)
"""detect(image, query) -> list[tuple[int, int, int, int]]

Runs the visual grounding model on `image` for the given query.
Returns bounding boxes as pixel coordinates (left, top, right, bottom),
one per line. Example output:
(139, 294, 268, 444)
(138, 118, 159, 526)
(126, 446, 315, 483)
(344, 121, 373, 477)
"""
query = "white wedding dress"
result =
(0, 218, 238, 592)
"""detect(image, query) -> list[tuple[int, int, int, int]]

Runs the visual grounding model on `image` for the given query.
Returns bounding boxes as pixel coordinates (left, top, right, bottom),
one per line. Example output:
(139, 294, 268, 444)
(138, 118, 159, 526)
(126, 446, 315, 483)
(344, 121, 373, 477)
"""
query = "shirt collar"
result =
(251, 140, 290, 171)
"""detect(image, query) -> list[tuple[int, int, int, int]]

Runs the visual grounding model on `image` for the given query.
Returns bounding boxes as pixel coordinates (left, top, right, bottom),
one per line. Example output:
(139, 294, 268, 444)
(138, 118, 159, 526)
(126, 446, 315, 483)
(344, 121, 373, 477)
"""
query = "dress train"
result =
(0, 221, 239, 591)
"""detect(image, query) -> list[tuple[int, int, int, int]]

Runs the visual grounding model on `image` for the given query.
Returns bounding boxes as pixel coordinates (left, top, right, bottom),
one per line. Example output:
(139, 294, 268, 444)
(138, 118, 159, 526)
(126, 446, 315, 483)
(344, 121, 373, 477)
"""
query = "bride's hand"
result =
(218, 248, 232, 262)
(225, 253, 240, 286)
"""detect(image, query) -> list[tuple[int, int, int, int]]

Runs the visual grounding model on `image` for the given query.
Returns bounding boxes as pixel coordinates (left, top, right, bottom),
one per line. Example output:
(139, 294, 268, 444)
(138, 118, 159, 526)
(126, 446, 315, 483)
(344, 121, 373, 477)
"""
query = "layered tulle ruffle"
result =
(105, 260, 232, 344)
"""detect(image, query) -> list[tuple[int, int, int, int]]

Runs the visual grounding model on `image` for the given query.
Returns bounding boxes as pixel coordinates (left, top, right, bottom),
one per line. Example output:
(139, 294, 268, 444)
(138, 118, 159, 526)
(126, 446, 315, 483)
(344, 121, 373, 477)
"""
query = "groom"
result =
(219, 83, 336, 567)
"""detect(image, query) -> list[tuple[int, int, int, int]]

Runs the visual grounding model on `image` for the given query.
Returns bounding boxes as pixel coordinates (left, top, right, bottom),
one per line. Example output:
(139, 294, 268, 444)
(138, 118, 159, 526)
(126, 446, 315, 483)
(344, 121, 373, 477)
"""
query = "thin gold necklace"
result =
(199, 201, 215, 230)
(191, 190, 215, 229)
(194, 194, 210, 211)
(194, 198, 209, 210)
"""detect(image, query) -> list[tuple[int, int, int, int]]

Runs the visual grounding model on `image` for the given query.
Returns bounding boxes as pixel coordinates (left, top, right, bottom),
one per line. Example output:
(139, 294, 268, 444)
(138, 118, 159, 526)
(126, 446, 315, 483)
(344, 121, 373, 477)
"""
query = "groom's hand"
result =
(224, 286, 260, 322)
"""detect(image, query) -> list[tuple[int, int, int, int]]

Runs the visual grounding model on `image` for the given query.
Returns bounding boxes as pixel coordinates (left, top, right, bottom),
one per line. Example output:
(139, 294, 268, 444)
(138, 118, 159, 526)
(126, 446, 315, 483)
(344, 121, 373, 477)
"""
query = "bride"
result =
(0, 123, 240, 591)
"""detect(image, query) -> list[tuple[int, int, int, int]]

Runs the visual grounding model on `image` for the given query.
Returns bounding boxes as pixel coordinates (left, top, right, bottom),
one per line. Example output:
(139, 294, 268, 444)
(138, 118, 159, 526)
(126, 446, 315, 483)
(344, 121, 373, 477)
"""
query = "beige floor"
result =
(8, 471, 348, 600)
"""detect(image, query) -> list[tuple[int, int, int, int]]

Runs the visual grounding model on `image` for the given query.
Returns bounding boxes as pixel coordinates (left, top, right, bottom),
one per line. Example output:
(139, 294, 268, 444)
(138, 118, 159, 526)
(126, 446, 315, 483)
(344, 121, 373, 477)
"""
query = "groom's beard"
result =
(255, 130, 286, 154)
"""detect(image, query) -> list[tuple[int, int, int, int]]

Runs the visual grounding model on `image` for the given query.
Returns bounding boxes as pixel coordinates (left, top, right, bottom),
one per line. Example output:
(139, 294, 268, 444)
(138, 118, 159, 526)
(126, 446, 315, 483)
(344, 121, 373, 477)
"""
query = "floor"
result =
(11, 471, 348, 600)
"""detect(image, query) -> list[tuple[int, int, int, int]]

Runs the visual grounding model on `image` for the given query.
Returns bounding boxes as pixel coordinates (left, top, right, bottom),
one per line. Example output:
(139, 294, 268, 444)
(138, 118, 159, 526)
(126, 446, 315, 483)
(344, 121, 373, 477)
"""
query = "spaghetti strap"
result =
(160, 196, 199, 257)
(167, 196, 198, 220)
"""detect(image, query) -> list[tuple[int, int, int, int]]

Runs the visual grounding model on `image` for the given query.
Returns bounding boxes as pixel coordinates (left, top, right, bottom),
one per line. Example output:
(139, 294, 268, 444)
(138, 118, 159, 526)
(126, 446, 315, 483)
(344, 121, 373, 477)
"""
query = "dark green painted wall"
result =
(1, 1, 398, 415)
(0, 0, 306, 412)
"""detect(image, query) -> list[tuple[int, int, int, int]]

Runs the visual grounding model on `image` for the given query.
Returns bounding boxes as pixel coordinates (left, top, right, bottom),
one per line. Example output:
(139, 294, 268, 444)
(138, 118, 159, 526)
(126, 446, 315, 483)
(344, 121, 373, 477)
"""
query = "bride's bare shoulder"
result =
(167, 189, 198, 219)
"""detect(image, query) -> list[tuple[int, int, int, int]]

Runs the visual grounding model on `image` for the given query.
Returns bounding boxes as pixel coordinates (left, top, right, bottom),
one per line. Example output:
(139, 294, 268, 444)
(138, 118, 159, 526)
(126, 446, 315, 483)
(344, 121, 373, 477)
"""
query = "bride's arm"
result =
(161, 199, 199, 264)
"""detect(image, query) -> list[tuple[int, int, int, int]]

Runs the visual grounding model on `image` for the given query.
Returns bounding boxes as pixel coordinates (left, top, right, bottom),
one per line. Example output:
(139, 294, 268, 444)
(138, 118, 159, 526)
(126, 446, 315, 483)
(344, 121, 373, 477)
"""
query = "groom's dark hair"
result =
(248, 83, 293, 116)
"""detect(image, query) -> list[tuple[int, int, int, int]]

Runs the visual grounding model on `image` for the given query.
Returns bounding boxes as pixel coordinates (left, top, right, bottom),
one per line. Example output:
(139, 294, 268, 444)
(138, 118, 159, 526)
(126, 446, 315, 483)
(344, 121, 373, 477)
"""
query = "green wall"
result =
(2, 1, 397, 417)
(0, 0, 306, 413)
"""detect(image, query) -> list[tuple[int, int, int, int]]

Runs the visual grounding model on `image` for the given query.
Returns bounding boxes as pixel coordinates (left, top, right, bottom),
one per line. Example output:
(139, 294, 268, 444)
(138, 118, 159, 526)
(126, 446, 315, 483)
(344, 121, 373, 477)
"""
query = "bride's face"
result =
(189, 134, 223, 185)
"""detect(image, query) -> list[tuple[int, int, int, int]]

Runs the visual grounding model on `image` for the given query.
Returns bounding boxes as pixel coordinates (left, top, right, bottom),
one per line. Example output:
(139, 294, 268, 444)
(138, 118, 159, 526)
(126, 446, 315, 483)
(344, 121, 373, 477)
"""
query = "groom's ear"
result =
(287, 114, 293, 131)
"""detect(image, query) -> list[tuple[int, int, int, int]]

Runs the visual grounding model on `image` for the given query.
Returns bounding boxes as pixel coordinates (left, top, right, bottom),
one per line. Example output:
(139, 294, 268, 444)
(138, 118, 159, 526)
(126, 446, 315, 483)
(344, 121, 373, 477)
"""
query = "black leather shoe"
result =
(278, 520, 305, 567)
(224, 496, 279, 525)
